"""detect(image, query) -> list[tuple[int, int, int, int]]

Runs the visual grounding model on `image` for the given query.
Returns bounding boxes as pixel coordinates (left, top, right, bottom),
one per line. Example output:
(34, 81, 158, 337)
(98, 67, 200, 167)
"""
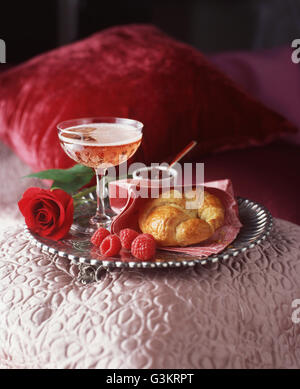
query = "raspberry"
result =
(90, 227, 110, 247)
(131, 234, 156, 261)
(119, 228, 139, 250)
(100, 234, 121, 257)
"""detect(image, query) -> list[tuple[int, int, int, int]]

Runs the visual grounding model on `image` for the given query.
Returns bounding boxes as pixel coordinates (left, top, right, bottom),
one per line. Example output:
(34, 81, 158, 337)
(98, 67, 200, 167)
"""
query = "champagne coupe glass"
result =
(57, 117, 143, 233)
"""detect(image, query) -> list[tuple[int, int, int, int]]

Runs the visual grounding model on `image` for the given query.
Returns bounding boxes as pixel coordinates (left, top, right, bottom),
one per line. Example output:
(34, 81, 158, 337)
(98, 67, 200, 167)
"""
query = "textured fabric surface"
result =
(0, 218, 300, 369)
(0, 25, 296, 172)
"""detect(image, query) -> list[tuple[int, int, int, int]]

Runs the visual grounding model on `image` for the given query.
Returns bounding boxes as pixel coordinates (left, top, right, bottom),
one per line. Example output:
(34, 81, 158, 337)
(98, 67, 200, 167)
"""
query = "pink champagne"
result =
(59, 123, 142, 169)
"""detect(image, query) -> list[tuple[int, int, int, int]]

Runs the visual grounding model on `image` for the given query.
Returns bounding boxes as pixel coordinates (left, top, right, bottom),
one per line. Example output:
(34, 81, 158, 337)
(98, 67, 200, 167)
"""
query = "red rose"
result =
(18, 187, 74, 240)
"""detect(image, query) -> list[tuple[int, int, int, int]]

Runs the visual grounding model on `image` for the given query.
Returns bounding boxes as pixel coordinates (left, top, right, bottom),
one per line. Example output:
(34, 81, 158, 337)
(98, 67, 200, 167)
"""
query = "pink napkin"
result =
(109, 179, 242, 258)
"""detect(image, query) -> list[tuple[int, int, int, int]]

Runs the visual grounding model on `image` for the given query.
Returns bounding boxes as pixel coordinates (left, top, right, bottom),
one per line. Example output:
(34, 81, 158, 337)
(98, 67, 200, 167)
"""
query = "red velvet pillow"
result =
(0, 24, 296, 171)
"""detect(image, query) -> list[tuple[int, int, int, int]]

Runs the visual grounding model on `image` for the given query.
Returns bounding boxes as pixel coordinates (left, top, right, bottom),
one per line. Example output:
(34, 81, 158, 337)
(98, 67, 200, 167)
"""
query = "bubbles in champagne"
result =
(58, 123, 142, 168)
(59, 123, 142, 146)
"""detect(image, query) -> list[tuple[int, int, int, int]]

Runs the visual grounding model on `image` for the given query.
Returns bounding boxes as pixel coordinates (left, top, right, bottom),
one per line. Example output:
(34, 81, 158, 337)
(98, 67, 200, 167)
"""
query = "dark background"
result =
(1, 0, 300, 64)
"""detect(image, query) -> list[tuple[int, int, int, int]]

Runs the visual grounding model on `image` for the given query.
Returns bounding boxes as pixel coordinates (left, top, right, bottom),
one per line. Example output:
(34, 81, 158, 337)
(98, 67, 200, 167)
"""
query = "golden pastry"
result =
(138, 189, 225, 247)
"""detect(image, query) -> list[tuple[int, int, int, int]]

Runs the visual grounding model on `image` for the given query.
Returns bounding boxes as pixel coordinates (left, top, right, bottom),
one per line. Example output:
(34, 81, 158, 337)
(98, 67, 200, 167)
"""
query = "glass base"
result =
(71, 209, 115, 234)
(90, 212, 112, 229)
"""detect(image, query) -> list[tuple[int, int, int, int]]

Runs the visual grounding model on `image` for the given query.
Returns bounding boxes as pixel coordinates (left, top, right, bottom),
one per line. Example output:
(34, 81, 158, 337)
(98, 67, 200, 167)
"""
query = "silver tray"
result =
(25, 195, 273, 283)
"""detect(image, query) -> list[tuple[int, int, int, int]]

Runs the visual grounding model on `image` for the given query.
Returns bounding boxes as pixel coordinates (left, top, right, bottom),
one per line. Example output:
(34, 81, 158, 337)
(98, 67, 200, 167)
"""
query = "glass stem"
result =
(89, 167, 111, 229)
(95, 167, 107, 218)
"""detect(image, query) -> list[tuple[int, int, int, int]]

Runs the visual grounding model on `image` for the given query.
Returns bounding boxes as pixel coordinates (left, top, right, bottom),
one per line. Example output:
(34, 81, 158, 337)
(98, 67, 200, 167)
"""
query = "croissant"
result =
(138, 189, 225, 247)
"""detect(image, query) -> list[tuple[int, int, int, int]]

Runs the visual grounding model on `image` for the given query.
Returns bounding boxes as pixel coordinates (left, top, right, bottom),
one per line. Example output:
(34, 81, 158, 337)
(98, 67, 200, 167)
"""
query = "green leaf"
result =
(24, 164, 95, 195)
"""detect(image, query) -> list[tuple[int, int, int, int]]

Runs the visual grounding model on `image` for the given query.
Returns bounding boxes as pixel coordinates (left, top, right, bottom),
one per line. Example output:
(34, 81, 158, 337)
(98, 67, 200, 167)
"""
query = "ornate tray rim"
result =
(24, 197, 273, 269)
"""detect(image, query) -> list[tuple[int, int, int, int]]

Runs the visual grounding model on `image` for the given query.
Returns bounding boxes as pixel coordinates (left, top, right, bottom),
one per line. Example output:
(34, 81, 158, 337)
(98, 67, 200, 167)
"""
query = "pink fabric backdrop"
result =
(210, 46, 300, 143)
